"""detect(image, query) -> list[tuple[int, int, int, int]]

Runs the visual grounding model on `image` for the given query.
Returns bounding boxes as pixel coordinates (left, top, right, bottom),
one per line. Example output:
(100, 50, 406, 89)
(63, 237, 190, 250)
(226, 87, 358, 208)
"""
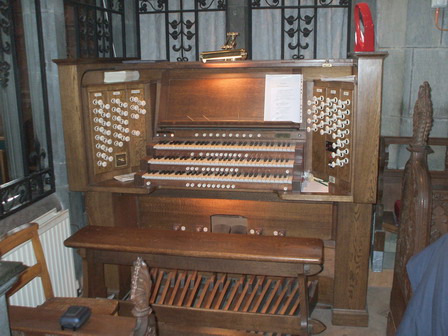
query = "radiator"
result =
(3, 209, 78, 306)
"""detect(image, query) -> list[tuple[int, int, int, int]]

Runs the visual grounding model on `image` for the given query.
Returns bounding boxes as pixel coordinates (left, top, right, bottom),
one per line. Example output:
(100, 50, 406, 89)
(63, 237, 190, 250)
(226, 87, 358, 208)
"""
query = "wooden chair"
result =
(0, 222, 118, 315)
(9, 257, 156, 336)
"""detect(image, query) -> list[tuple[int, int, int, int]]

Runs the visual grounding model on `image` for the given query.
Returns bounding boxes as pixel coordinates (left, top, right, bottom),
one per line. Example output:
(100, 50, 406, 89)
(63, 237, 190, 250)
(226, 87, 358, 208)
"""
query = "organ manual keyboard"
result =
(136, 129, 304, 192)
(56, 54, 386, 331)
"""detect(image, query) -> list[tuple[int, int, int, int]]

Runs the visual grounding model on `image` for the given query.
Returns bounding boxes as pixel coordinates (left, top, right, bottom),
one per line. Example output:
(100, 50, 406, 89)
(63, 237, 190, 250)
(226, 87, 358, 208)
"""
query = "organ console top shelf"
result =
(55, 53, 386, 328)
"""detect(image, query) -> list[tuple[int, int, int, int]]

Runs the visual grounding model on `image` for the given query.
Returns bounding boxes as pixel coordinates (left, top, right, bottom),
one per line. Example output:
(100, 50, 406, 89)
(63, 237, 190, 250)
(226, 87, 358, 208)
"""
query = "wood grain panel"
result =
(85, 191, 115, 227)
(333, 202, 372, 326)
(84, 191, 117, 293)
(112, 193, 138, 297)
(311, 245, 335, 304)
(163, 77, 266, 122)
(58, 65, 89, 190)
(301, 66, 353, 81)
(85, 192, 138, 296)
(138, 196, 333, 239)
(352, 55, 386, 203)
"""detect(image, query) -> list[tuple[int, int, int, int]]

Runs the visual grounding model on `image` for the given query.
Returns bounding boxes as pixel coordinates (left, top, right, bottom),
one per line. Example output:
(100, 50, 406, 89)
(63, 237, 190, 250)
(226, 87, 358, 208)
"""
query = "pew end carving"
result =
(386, 81, 446, 335)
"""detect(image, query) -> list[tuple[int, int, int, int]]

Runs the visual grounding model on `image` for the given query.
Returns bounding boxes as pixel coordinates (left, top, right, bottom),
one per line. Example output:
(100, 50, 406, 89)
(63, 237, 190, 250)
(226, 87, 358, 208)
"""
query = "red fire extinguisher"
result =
(354, 3, 375, 52)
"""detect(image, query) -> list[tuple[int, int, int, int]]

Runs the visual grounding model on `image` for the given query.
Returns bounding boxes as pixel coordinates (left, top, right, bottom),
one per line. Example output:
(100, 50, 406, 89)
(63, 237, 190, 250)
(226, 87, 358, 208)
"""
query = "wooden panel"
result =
(93, 251, 316, 278)
(152, 305, 303, 335)
(333, 202, 372, 326)
(301, 66, 353, 81)
(138, 196, 333, 239)
(352, 55, 386, 203)
(85, 192, 115, 227)
(332, 308, 369, 327)
(112, 193, 139, 297)
(162, 74, 268, 122)
(58, 65, 89, 191)
(311, 245, 335, 304)
(85, 191, 116, 293)
(112, 193, 139, 228)
(85, 192, 138, 295)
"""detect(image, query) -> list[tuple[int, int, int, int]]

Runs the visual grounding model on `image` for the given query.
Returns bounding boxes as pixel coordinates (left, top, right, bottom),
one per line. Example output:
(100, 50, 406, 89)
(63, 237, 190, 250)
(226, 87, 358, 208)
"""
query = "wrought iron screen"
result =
(138, 0, 227, 62)
(64, 0, 127, 58)
(250, 0, 352, 60)
(0, 1, 11, 88)
(0, 0, 55, 219)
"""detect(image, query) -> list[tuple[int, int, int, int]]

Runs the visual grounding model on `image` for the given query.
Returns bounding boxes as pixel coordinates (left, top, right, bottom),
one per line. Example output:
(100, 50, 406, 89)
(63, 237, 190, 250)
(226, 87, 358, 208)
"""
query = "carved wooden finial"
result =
(130, 257, 157, 336)
(392, 81, 434, 314)
(411, 82, 433, 148)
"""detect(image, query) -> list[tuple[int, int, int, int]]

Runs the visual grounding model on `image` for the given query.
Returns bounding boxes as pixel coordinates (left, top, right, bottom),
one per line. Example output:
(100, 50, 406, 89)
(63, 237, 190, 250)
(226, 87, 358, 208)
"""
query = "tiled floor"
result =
(311, 270, 393, 336)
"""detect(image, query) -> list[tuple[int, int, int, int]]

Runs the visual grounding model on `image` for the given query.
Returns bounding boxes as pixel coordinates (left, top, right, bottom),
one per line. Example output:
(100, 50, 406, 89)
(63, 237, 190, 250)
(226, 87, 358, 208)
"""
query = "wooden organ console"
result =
(56, 54, 386, 332)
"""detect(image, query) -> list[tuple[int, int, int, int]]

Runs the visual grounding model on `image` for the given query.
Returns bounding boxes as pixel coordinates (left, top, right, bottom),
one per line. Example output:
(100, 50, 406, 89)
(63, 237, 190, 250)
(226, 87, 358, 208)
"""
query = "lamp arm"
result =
(435, 9, 448, 31)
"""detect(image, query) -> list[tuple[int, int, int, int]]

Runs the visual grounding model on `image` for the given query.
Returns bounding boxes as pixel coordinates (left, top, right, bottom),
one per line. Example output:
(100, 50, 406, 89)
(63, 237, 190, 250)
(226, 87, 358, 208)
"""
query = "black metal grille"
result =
(0, 0, 12, 88)
(250, 0, 351, 59)
(65, 0, 126, 58)
(138, 0, 227, 62)
(0, 169, 54, 219)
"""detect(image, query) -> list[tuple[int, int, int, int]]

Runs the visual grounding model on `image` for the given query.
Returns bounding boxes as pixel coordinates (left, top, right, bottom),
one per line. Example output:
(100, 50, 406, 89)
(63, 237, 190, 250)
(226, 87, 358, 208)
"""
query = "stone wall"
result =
(376, 1, 448, 169)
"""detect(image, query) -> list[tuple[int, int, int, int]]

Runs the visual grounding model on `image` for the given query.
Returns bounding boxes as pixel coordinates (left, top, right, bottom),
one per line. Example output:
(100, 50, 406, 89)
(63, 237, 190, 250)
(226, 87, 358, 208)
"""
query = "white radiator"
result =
(3, 209, 78, 306)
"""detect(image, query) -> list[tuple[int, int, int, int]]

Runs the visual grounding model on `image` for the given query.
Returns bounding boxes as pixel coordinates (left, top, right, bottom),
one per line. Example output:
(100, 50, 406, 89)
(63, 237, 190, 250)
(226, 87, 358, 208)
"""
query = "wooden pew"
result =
(386, 82, 448, 333)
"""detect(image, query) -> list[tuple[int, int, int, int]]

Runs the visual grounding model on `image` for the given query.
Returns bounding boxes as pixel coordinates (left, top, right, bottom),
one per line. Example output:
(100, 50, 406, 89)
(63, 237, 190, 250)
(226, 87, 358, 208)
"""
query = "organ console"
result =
(56, 53, 386, 330)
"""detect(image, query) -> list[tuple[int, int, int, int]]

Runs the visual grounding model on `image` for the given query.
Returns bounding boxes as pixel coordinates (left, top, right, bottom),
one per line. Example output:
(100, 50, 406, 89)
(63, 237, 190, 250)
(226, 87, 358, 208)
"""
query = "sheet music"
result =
(301, 179, 329, 193)
(264, 75, 303, 123)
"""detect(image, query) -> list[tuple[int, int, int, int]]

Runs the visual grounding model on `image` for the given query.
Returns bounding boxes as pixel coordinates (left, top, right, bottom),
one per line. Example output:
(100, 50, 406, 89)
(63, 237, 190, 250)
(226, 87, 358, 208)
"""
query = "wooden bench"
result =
(64, 226, 325, 335)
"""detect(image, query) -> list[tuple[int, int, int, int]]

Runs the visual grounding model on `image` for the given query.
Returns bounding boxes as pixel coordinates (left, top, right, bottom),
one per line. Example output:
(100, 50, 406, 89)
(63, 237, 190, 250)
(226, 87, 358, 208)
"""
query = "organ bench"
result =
(64, 225, 326, 335)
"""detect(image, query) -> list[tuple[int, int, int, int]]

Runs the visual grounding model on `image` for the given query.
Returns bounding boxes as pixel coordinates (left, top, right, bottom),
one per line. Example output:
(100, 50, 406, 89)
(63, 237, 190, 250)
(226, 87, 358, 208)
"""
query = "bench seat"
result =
(65, 226, 325, 335)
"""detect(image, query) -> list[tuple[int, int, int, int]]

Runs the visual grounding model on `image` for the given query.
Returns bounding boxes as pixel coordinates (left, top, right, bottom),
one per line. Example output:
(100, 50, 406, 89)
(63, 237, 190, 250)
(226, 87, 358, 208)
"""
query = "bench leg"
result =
(297, 275, 309, 335)
(81, 249, 107, 298)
